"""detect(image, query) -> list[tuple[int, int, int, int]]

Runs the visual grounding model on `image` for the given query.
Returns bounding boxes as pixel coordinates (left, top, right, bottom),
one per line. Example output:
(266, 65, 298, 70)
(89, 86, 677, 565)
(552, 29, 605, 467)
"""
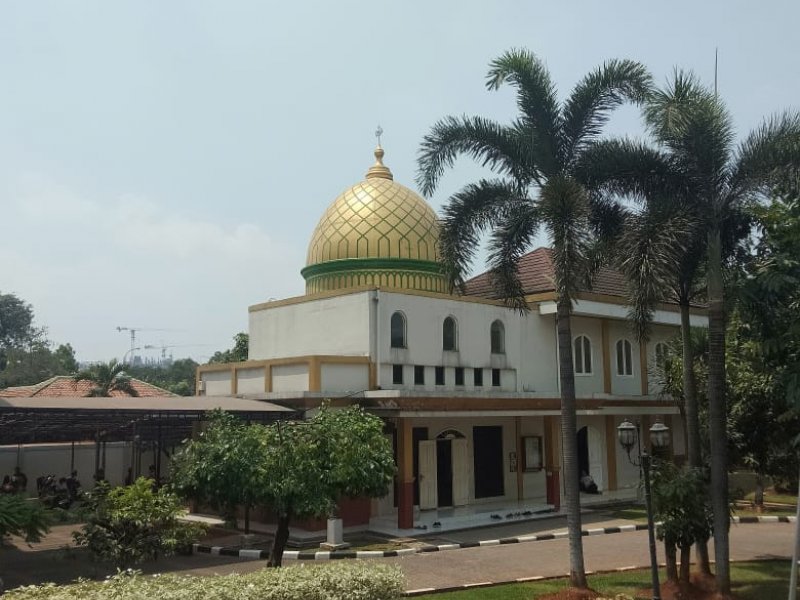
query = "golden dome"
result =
(302, 145, 446, 294)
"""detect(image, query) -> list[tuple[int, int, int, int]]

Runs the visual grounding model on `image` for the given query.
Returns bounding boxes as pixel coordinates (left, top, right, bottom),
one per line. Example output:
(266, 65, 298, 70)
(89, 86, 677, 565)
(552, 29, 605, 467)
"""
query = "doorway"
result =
(436, 440, 453, 507)
(577, 425, 605, 491)
(473, 426, 504, 498)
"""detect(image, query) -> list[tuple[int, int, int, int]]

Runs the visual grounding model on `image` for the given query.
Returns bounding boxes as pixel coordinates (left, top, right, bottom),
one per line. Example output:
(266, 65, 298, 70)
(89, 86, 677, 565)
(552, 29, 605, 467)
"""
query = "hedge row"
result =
(5, 563, 404, 600)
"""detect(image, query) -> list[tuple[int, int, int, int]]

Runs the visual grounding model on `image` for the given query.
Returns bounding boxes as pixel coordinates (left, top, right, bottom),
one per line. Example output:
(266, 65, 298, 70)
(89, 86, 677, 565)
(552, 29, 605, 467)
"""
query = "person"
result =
(66, 470, 81, 500)
(580, 470, 599, 494)
(11, 467, 28, 494)
(124, 467, 133, 486)
(1, 475, 14, 494)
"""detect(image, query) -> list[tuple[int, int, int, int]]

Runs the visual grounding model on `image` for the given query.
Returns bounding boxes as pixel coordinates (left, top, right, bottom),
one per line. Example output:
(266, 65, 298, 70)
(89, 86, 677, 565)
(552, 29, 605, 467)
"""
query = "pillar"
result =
(605, 415, 618, 491)
(543, 416, 561, 510)
(601, 321, 612, 394)
(396, 418, 414, 529)
(515, 417, 523, 500)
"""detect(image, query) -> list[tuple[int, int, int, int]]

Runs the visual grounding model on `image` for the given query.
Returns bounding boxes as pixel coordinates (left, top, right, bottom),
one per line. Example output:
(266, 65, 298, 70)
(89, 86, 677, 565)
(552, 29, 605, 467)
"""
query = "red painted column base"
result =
(397, 480, 414, 529)
(546, 469, 561, 511)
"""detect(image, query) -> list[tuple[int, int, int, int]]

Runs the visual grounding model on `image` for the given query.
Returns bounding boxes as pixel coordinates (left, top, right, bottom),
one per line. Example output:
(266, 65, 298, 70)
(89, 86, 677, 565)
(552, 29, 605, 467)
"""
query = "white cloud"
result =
(2, 173, 305, 361)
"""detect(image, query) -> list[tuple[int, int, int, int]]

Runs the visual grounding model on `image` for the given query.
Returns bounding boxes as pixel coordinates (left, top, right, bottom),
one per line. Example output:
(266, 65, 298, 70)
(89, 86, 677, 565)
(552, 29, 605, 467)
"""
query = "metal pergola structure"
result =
(0, 396, 298, 481)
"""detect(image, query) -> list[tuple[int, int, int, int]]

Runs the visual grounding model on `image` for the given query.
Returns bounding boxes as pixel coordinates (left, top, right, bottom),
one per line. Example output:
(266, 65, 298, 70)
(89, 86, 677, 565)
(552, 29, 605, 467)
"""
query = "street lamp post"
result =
(122, 347, 141, 365)
(617, 419, 670, 600)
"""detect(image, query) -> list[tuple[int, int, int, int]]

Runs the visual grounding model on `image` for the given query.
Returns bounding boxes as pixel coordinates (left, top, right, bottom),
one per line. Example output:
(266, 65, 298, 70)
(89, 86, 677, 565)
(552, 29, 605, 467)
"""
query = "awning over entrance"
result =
(0, 395, 297, 445)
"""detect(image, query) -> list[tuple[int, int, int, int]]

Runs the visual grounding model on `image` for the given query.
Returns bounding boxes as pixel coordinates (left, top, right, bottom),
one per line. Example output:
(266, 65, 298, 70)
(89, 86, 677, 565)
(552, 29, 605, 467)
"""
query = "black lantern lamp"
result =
(617, 419, 670, 600)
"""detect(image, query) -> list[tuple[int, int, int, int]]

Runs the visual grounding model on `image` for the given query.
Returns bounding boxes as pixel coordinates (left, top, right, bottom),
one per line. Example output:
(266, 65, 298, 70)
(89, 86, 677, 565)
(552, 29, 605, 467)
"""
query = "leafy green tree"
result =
(73, 479, 204, 568)
(209, 333, 248, 364)
(0, 494, 50, 543)
(0, 293, 35, 354)
(416, 48, 651, 589)
(261, 404, 394, 566)
(53, 343, 78, 374)
(651, 462, 713, 593)
(74, 359, 138, 397)
(128, 358, 199, 396)
(170, 410, 265, 533)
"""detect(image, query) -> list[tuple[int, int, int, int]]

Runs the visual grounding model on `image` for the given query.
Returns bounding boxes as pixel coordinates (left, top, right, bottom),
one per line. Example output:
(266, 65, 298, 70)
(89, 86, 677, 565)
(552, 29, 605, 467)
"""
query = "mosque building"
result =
(197, 144, 703, 533)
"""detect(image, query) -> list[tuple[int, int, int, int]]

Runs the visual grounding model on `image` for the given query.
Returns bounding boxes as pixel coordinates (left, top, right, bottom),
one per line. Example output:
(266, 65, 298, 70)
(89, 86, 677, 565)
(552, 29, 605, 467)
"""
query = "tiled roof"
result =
(0, 376, 175, 398)
(462, 247, 628, 300)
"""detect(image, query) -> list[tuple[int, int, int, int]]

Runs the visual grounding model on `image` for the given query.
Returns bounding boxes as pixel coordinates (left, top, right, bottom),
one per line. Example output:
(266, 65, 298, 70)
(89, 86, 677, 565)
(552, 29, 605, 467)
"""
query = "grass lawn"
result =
(743, 490, 798, 506)
(413, 561, 796, 599)
(602, 506, 648, 523)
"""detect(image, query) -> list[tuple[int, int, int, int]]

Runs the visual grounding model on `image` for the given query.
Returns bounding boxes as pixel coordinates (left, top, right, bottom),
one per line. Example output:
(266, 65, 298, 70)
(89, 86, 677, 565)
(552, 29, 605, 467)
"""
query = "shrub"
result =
(72, 478, 204, 568)
(4, 563, 405, 600)
(0, 494, 50, 543)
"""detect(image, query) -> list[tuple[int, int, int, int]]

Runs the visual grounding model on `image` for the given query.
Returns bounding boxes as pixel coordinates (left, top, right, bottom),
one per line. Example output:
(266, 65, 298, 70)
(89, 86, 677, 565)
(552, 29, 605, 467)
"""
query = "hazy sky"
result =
(1, 1, 797, 362)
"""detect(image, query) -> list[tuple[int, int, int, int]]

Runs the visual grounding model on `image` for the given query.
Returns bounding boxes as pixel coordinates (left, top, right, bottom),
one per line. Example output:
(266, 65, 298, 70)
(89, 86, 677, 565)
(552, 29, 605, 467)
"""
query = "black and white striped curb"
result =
(192, 515, 795, 561)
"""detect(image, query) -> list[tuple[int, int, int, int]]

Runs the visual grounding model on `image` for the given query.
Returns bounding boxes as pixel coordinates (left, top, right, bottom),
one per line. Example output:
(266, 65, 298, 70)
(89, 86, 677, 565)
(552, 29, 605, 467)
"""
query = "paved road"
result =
(1, 521, 794, 593)
(385, 522, 794, 591)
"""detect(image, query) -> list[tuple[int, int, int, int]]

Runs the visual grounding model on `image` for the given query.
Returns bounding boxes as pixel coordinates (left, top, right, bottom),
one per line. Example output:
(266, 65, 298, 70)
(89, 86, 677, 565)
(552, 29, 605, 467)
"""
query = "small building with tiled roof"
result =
(0, 375, 175, 398)
(196, 144, 709, 536)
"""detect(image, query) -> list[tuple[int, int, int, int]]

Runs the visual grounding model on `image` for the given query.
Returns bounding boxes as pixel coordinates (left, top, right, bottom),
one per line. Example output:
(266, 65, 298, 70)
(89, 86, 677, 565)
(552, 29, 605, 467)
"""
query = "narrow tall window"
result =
(443, 317, 457, 351)
(655, 342, 669, 371)
(392, 364, 404, 384)
(616, 339, 633, 376)
(435, 366, 445, 386)
(491, 368, 501, 387)
(414, 365, 425, 385)
(390, 312, 406, 348)
(490, 320, 505, 354)
(473, 368, 484, 387)
(455, 367, 465, 386)
(574, 335, 592, 374)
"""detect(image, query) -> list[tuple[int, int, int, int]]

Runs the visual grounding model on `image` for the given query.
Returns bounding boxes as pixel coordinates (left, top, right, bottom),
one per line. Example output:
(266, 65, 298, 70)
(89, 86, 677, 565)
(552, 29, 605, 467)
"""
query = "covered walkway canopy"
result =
(0, 396, 297, 446)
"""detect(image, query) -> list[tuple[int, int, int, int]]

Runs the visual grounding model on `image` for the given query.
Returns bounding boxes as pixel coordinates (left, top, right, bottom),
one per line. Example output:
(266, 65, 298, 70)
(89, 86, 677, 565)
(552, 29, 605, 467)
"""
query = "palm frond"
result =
(438, 179, 529, 290)
(538, 175, 592, 303)
(575, 138, 684, 204)
(643, 69, 709, 142)
(416, 116, 533, 197)
(730, 111, 800, 199)
(486, 202, 541, 312)
(617, 210, 696, 341)
(486, 48, 562, 175)
(562, 60, 652, 163)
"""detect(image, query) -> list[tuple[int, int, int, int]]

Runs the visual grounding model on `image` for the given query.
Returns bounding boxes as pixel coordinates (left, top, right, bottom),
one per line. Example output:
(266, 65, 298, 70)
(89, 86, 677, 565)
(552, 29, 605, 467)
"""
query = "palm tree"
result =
(417, 49, 651, 589)
(74, 359, 139, 397)
(582, 71, 800, 594)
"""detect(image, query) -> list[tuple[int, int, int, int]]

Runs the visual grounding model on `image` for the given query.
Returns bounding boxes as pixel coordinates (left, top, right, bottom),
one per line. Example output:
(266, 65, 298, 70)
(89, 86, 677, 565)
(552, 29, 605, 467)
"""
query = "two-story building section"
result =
(197, 144, 707, 534)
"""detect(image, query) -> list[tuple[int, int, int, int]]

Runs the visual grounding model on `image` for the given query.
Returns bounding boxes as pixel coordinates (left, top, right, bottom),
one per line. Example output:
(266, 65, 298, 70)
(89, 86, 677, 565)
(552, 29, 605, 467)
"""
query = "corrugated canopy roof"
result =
(0, 396, 296, 445)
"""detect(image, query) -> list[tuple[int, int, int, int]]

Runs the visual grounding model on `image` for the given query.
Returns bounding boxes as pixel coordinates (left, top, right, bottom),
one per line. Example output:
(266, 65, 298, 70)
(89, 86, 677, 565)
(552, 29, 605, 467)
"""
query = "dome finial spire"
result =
(366, 125, 393, 180)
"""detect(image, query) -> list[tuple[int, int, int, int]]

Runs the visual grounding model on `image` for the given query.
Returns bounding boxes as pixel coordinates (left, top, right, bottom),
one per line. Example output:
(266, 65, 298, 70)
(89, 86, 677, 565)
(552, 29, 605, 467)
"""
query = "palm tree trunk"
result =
(681, 302, 712, 575)
(665, 540, 678, 582)
(680, 302, 702, 467)
(707, 228, 730, 594)
(556, 297, 587, 589)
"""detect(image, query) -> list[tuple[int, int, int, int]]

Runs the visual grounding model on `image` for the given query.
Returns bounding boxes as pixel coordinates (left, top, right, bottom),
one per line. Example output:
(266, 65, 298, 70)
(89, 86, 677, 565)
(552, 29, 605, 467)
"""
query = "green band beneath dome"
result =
(301, 257, 444, 280)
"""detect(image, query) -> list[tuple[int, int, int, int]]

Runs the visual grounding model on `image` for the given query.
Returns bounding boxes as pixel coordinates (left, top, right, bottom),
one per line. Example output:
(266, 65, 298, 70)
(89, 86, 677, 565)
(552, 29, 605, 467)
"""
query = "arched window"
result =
(443, 316, 458, 351)
(616, 339, 633, 376)
(574, 335, 592, 374)
(390, 312, 406, 348)
(655, 342, 669, 370)
(490, 320, 505, 354)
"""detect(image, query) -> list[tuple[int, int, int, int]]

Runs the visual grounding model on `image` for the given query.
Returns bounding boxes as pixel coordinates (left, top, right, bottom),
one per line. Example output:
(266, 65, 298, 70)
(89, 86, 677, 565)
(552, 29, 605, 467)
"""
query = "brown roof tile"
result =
(0, 376, 175, 398)
(463, 247, 628, 300)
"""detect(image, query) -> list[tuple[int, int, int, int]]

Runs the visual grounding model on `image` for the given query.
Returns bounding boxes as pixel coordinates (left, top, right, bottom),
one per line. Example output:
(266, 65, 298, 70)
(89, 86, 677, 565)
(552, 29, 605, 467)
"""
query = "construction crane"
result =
(116, 327, 182, 364)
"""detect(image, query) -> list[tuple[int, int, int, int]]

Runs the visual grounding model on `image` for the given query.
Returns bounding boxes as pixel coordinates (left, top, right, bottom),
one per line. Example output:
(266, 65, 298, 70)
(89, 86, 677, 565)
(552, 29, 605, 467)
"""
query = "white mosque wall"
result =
(518, 313, 559, 394)
(377, 292, 523, 391)
(320, 363, 370, 393)
(249, 292, 371, 360)
(202, 370, 233, 396)
(271, 363, 310, 392)
(607, 320, 642, 397)
(571, 316, 604, 397)
(236, 367, 266, 394)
